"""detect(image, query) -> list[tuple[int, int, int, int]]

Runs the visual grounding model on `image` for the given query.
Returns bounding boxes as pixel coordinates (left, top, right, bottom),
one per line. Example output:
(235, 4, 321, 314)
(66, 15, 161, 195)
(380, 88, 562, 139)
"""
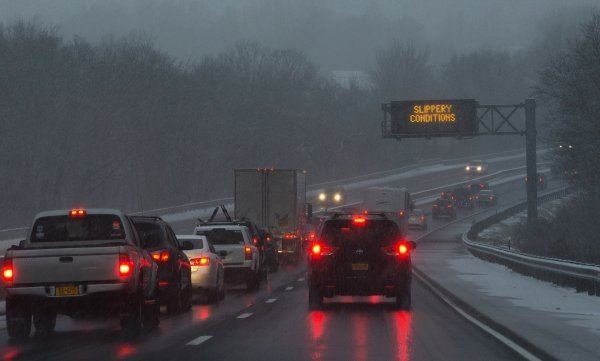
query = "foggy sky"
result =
(0, 0, 596, 70)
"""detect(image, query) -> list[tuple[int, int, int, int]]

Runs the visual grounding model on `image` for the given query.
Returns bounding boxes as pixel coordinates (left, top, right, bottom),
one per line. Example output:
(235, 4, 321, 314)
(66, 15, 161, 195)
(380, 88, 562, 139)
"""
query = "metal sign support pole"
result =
(525, 99, 538, 231)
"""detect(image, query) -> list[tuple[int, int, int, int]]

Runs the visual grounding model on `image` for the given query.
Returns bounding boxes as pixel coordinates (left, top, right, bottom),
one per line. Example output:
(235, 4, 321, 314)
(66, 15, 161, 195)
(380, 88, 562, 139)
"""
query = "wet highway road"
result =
(0, 155, 560, 361)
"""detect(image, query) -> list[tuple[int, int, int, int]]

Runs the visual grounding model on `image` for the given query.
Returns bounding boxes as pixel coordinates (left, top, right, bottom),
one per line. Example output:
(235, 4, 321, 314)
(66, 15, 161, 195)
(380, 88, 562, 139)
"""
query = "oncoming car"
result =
(307, 213, 415, 310)
(315, 188, 345, 210)
(465, 160, 488, 175)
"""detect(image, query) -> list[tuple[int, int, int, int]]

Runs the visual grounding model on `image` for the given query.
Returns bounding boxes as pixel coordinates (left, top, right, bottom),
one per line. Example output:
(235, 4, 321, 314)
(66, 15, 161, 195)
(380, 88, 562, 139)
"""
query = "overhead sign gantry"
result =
(381, 98, 538, 231)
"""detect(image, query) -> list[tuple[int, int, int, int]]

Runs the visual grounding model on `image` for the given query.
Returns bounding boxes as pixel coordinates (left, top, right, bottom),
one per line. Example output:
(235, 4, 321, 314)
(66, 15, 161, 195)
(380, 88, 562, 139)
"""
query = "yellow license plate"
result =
(55, 286, 79, 296)
(351, 263, 369, 271)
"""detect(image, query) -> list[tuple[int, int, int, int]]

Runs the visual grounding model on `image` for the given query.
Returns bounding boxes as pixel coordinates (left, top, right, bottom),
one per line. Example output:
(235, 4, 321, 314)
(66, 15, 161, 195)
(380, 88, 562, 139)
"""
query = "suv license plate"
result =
(351, 263, 369, 271)
(55, 285, 79, 296)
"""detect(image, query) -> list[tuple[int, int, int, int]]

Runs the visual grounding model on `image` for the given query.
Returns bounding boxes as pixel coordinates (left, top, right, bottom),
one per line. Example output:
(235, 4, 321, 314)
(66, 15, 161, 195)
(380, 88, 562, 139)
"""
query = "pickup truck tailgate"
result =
(11, 246, 123, 285)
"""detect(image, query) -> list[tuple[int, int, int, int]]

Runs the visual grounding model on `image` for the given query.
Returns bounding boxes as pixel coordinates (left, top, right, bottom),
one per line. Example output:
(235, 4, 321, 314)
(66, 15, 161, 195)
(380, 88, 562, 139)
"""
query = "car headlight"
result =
(333, 193, 342, 202)
(477, 166, 482, 171)
(318, 193, 326, 201)
(465, 166, 470, 171)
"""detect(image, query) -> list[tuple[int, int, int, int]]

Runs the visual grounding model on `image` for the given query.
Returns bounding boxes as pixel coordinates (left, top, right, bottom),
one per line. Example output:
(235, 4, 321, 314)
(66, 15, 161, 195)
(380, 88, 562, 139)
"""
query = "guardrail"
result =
(0, 227, 28, 242)
(463, 187, 600, 296)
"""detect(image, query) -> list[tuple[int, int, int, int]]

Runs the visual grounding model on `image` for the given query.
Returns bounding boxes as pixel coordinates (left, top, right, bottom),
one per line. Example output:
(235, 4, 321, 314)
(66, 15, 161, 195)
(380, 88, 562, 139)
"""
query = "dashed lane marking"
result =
(285, 286, 294, 291)
(297, 278, 305, 282)
(237, 313, 253, 319)
(186, 335, 212, 346)
(266, 298, 277, 303)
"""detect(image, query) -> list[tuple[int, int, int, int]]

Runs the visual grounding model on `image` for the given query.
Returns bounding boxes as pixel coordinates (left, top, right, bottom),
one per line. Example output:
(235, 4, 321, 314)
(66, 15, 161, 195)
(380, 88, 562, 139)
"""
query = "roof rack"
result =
(129, 215, 163, 221)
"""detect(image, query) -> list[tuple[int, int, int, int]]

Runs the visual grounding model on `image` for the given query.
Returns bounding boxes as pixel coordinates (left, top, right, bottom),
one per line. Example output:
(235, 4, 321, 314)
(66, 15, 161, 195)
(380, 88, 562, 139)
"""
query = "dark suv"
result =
(307, 214, 415, 310)
(432, 198, 457, 219)
(131, 216, 193, 314)
(451, 187, 474, 209)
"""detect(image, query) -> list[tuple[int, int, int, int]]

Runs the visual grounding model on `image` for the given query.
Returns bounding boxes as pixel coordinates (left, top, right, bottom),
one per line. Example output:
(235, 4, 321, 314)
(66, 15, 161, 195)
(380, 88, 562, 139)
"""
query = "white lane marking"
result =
(266, 298, 277, 303)
(186, 335, 212, 346)
(285, 286, 294, 291)
(415, 271, 543, 361)
(297, 278, 305, 282)
(237, 313, 253, 319)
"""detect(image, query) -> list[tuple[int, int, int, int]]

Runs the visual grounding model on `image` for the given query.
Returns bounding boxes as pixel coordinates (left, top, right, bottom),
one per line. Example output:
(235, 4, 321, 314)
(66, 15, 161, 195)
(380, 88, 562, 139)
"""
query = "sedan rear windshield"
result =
(179, 237, 205, 250)
(320, 219, 399, 247)
(31, 215, 125, 243)
(196, 229, 245, 245)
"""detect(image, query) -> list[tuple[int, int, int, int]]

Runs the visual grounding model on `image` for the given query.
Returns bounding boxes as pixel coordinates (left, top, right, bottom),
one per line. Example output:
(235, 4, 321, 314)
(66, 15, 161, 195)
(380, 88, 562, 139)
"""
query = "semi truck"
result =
(234, 169, 308, 262)
(362, 187, 411, 235)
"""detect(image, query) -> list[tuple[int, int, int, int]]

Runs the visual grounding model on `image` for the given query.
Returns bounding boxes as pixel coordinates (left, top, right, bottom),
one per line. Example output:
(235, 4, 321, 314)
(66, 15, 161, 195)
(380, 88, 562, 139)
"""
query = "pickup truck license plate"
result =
(55, 285, 79, 296)
(351, 263, 369, 271)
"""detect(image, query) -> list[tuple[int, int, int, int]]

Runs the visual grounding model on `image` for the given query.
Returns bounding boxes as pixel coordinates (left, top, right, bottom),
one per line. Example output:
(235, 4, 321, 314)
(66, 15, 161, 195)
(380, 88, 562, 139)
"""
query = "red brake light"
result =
(119, 254, 132, 277)
(245, 246, 252, 260)
(151, 250, 170, 262)
(69, 209, 86, 217)
(399, 244, 408, 255)
(353, 217, 366, 225)
(191, 257, 210, 266)
(447, 204, 453, 208)
(420, 216, 425, 221)
(312, 244, 321, 255)
(399, 210, 405, 217)
(252, 237, 258, 245)
(1, 259, 13, 282)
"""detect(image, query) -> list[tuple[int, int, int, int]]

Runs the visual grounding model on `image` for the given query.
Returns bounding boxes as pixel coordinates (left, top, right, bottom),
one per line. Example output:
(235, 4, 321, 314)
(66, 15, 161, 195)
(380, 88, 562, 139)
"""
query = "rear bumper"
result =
(309, 263, 412, 297)
(190, 267, 216, 290)
(5, 283, 128, 297)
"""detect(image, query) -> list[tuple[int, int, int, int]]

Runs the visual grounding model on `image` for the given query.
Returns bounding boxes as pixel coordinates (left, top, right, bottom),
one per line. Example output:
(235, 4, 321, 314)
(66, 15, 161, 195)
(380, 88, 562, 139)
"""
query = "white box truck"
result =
(362, 187, 411, 235)
(234, 169, 307, 262)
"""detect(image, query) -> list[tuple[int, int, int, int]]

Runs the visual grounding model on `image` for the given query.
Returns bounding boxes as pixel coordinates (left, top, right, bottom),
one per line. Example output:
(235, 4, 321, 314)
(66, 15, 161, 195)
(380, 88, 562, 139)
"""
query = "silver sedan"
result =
(177, 235, 225, 303)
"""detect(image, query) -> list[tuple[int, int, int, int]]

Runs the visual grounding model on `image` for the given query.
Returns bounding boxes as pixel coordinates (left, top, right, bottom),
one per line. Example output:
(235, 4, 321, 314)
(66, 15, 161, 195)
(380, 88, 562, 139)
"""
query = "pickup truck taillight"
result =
(1, 259, 14, 282)
(119, 254, 133, 277)
(245, 246, 253, 260)
(151, 250, 170, 262)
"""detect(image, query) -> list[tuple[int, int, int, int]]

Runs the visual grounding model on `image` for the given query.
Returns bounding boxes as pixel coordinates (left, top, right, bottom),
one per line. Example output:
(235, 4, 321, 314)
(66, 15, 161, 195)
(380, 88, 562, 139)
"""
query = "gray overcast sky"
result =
(0, 0, 596, 70)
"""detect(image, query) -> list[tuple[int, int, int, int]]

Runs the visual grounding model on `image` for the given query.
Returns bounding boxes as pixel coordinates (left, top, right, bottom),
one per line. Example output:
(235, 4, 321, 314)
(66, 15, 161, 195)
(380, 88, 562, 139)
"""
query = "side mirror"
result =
(219, 250, 228, 258)
(18, 240, 26, 248)
(408, 241, 417, 250)
(180, 241, 194, 251)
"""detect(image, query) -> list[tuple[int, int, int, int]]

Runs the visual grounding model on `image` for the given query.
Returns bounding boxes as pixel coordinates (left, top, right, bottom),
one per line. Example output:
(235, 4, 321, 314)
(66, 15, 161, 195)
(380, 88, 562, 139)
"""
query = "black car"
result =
(131, 216, 193, 314)
(432, 198, 457, 219)
(464, 181, 489, 195)
(475, 189, 498, 206)
(307, 213, 415, 310)
(451, 187, 474, 209)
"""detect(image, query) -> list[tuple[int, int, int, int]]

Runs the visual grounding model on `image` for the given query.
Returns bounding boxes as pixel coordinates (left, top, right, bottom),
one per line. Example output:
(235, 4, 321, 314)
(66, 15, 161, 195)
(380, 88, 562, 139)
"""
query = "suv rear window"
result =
(32, 215, 125, 243)
(319, 219, 399, 247)
(196, 228, 245, 245)
(133, 222, 169, 248)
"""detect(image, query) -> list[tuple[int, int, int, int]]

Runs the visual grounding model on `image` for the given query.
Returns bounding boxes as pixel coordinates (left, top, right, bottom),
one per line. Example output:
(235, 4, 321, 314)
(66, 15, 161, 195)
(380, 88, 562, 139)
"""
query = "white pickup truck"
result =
(1, 208, 160, 339)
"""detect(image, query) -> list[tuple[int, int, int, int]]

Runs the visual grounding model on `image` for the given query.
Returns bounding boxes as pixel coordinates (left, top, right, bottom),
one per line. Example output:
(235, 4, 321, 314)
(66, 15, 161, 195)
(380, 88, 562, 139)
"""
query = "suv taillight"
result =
(382, 242, 410, 257)
(1, 258, 14, 282)
(245, 246, 253, 260)
(311, 242, 337, 257)
(119, 254, 133, 277)
(151, 250, 170, 262)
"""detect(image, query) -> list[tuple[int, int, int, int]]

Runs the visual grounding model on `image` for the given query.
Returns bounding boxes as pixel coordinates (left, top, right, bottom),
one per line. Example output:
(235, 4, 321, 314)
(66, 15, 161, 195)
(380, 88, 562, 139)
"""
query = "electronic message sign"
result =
(388, 99, 478, 138)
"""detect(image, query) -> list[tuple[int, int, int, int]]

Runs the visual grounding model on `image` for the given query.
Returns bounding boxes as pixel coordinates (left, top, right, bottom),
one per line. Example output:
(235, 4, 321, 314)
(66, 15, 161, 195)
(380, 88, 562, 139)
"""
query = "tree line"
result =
(0, 13, 590, 228)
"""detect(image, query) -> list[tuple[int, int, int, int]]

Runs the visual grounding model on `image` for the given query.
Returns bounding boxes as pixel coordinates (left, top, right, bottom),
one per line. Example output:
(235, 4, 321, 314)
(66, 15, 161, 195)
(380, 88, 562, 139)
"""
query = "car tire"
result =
(182, 285, 193, 311)
(120, 299, 143, 338)
(395, 289, 412, 310)
(219, 285, 226, 301)
(6, 299, 32, 340)
(33, 310, 56, 334)
(308, 287, 323, 310)
(246, 271, 258, 292)
(142, 298, 160, 332)
(166, 281, 182, 315)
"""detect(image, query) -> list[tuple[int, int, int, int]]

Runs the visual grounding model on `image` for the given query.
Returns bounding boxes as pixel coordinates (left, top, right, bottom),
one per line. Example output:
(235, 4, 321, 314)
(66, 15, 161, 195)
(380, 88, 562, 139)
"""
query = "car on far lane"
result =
(465, 160, 488, 175)
(177, 235, 225, 304)
(408, 209, 428, 230)
(465, 181, 489, 195)
(475, 190, 498, 207)
(432, 198, 457, 220)
(525, 173, 548, 190)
